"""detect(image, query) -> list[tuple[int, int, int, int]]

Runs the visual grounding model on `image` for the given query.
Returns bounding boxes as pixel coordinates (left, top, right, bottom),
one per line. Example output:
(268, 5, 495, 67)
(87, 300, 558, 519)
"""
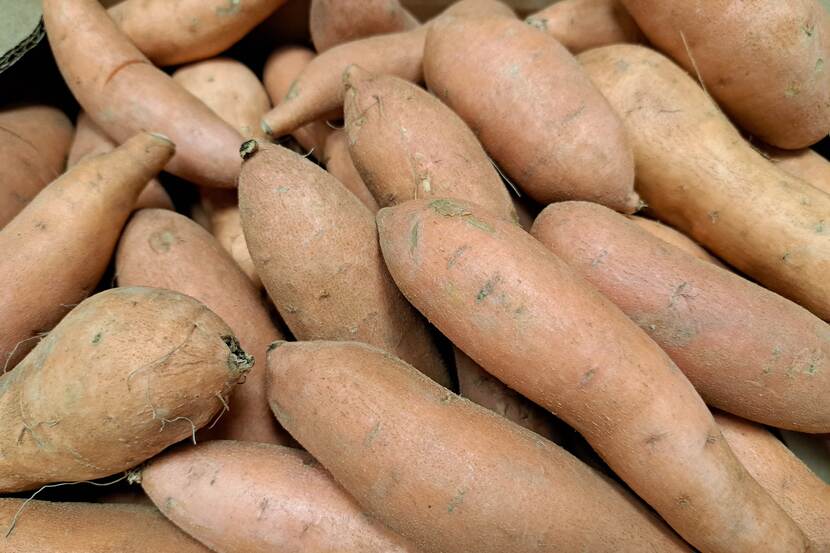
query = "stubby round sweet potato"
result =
(239, 142, 449, 387)
(43, 0, 243, 188)
(109, 0, 287, 66)
(266, 341, 690, 553)
(343, 66, 516, 222)
(424, 15, 638, 212)
(323, 130, 380, 212)
(0, 287, 251, 492)
(0, 499, 211, 552)
(628, 215, 724, 266)
(526, 0, 643, 53)
(760, 144, 830, 196)
(532, 201, 830, 433)
(622, 0, 830, 149)
(141, 440, 421, 552)
(68, 112, 173, 211)
(0, 132, 174, 370)
(0, 104, 73, 229)
(579, 45, 830, 320)
(311, 0, 419, 52)
(116, 210, 289, 444)
(377, 198, 809, 553)
(716, 413, 830, 549)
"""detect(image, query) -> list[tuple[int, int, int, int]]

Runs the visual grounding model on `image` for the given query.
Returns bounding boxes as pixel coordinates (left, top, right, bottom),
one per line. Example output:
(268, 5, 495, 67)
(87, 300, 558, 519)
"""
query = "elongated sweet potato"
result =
(0, 104, 73, 229)
(239, 142, 450, 387)
(378, 198, 808, 553)
(344, 66, 516, 222)
(141, 440, 420, 552)
(323, 130, 380, 212)
(261, 26, 428, 139)
(532, 201, 830, 432)
(526, 0, 643, 53)
(629, 215, 724, 266)
(760, 144, 830, 196)
(716, 413, 830, 549)
(0, 499, 211, 552)
(0, 287, 251, 492)
(116, 210, 289, 445)
(622, 0, 830, 149)
(579, 45, 830, 320)
(68, 112, 173, 211)
(0, 132, 174, 371)
(311, 0, 419, 52)
(267, 341, 690, 553)
(43, 0, 243, 188)
(263, 45, 332, 157)
(438, 0, 517, 19)
(109, 0, 286, 66)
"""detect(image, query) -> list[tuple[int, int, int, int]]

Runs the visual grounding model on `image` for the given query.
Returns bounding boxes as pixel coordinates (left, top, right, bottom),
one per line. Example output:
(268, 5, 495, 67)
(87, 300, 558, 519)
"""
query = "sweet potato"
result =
(141, 440, 420, 552)
(526, 0, 643, 53)
(377, 198, 808, 553)
(438, 0, 518, 19)
(239, 142, 450, 387)
(68, 112, 173, 211)
(424, 15, 638, 212)
(0, 104, 73, 229)
(579, 45, 830, 320)
(43, 0, 243, 188)
(262, 45, 333, 157)
(116, 210, 289, 445)
(108, 0, 287, 66)
(343, 66, 516, 222)
(0, 500, 211, 552)
(760, 144, 830, 196)
(266, 341, 690, 553)
(0, 287, 251, 492)
(716, 413, 830, 549)
(204, 202, 261, 288)
(323, 129, 380, 212)
(261, 26, 428, 139)
(0, 132, 174, 371)
(532, 201, 830, 432)
(311, 0, 419, 52)
(622, 0, 830, 149)
(629, 215, 724, 266)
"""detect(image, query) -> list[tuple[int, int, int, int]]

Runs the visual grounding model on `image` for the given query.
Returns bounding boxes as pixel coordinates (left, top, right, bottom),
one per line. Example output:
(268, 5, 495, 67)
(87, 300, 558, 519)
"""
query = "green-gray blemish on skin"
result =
(430, 199, 470, 217)
(286, 81, 300, 101)
(465, 216, 494, 233)
(410, 221, 420, 254)
(818, 58, 825, 73)
(92, 332, 102, 344)
(216, 0, 241, 16)
(476, 278, 497, 303)
(447, 489, 466, 513)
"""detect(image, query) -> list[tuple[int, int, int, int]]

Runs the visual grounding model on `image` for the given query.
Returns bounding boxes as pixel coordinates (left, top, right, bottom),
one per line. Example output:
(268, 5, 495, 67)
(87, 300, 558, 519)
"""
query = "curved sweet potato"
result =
(323, 130, 380, 212)
(0, 287, 251, 492)
(377, 198, 808, 553)
(116, 210, 289, 444)
(622, 0, 830, 149)
(0, 132, 174, 370)
(311, 0, 419, 52)
(141, 441, 420, 552)
(579, 45, 830, 320)
(109, 0, 287, 66)
(43, 0, 243, 188)
(0, 104, 73, 229)
(628, 215, 724, 266)
(266, 341, 690, 553)
(424, 15, 638, 212)
(239, 142, 450, 387)
(760, 144, 830, 196)
(526, 0, 643, 53)
(532, 201, 830, 433)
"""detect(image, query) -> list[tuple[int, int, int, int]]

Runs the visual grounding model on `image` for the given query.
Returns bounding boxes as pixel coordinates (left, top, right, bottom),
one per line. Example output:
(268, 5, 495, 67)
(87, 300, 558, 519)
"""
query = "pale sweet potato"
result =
(323, 130, 380, 212)
(526, 0, 643, 53)
(760, 144, 830, 196)
(311, 0, 419, 52)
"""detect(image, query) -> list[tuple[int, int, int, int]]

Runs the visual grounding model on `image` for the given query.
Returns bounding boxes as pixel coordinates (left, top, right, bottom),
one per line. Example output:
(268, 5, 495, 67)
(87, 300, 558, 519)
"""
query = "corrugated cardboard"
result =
(0, 0, 44, 75)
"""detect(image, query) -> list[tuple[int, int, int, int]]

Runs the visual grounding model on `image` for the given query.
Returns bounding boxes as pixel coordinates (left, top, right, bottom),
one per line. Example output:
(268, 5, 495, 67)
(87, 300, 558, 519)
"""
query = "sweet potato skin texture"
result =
(377, 198, 809, 553)
(267, 341, 690, 553)
(43, 0, 243, 188)
(526, 0, 643, 53)
(532, 201, 830, 433)
(310, 0, 419, 52)
(760, 144, 830, 196)
(715, 413, 830, 549)
(0, 105, 73, 229)
(0, 287, 250, 492)
(579, 45, 830, 321)
(239, 143, 449, 387)
(344, 67, 515, 222)
(424, 16, 638, 212)
(0, 499, 211, 553)
(0, 133, 174, 371)
(622, 0, 830, 149)
(116, 210, 289, 445)
(142, 440, 420, 553)
(629, 215, 723, 266)
(109, 0, 287, 66)
(323, 129, 380, 212)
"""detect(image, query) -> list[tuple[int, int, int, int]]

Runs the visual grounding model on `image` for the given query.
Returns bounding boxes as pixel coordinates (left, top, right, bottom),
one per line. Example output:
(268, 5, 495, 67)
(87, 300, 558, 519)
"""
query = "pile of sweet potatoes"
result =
(0, 0, 828, 551)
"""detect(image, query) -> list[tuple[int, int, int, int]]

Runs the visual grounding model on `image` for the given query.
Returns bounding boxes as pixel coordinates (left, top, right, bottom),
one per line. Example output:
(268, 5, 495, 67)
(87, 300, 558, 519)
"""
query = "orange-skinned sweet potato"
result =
(310, 0, 419, 52)
(526, 0, 643, 53)
(628, 215, 724, 267)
